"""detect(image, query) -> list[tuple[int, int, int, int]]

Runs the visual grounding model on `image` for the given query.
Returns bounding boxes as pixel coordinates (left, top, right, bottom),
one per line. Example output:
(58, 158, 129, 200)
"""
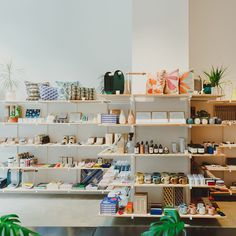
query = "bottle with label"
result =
(126, 133, 134, 154)
(145, 141, 149, 154)
(140, 141, 144, 154)
(149, 140, 154, 154)
(158, 144, 163, 154)
(134, 142, 140, 154)
(154, 144, 159, 154)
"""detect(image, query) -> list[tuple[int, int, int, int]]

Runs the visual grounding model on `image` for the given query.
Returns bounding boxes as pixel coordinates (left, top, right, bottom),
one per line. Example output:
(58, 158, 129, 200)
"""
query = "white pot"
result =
(5, 91, 16, 101)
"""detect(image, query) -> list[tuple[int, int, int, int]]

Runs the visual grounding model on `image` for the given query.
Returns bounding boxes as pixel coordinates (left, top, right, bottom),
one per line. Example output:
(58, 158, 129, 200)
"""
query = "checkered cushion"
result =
(39, 85, 58, 100)
(25, 81, 49, 100)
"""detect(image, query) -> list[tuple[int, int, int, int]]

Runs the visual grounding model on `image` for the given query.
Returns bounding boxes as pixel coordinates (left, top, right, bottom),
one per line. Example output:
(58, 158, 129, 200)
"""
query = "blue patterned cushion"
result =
(39, 85, 58, 100)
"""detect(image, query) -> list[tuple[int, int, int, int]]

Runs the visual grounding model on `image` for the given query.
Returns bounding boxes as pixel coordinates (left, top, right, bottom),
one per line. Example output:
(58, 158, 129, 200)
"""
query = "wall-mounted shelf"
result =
(0, 144, 109, 148)
(0, 166, 111, 171)
(0, 122, 98, 126)
(0, 188, 110, 195)
(204, 165, 236, 172)
(0, 100, 109, 104)
(191, 94, 224, 101)
(99, 212, 225, 219)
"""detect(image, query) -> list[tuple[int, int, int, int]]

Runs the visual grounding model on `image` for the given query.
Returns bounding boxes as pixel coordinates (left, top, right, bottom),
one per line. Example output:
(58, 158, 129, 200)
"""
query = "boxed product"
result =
(133, 192, 148, 214)
(101, 114, 119, 124)
(136, 112, 152, 124)
(100, 197, 118, 215)
(152, 112, 168, 124)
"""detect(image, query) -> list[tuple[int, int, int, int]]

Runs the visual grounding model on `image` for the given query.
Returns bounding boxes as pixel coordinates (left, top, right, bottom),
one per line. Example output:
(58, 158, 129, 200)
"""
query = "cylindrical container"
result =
(179, 138, 185, 153)
(8, 157, 14, 167)
(171, 142, 177, 153)
(20, 159, 25, 167)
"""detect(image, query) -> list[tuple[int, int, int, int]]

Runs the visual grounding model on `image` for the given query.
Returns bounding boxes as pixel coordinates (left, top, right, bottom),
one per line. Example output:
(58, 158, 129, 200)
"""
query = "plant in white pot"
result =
(203, 66, 227, 95)
(0, 61, 22, 101)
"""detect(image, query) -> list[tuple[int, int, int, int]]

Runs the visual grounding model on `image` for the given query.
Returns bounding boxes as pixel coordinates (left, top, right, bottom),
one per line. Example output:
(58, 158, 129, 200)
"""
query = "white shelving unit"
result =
(0, 96, 227, 220)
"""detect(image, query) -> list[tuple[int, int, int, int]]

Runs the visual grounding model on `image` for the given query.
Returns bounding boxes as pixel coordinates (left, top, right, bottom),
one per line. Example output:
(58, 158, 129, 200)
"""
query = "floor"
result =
(34, 227, 236, 236)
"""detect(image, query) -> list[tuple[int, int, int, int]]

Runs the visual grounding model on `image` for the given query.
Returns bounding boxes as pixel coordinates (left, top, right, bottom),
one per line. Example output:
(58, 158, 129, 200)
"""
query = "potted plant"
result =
(203, 66, 227, 95)
(0, 214, 40, 235)
(0, 61, 21, 100)
(141, 210, 186, 236)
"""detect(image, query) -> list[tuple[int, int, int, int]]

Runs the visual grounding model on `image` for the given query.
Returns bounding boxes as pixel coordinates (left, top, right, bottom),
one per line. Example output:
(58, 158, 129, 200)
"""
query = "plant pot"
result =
(211, 86, 222, 95)
(5, 90, 16, 101)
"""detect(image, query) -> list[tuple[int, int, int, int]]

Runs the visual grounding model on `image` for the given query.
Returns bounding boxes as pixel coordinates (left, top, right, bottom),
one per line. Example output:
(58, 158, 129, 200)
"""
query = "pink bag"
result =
(164, 69, 179, 94)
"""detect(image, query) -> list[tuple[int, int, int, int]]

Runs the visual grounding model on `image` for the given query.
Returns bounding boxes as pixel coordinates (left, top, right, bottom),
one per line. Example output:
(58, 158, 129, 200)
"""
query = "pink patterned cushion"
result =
(164, 69, 179, 94)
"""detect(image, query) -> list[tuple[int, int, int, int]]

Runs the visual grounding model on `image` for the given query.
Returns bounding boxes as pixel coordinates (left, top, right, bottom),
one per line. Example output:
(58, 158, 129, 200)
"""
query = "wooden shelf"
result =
(204, 165, 236, 172)
(191, 94, 224, 101)
(192, 154, 225, 157)
(208, 99, 236, 104)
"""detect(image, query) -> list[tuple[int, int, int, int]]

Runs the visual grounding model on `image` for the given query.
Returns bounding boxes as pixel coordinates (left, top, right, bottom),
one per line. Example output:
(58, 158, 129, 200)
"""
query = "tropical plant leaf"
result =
(141, 210, 185, 236)
(0, 214, 40, 236)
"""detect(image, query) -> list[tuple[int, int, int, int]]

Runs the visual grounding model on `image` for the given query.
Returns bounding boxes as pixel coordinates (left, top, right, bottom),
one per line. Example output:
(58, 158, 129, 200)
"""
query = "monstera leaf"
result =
(141, 210, 185, 236)
(0, 214, 40, 236)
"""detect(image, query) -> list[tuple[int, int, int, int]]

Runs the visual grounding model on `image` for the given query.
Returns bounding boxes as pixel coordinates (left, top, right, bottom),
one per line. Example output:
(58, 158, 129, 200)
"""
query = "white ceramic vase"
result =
(119, 110, 126, 124)
(5, 90, 16, 101)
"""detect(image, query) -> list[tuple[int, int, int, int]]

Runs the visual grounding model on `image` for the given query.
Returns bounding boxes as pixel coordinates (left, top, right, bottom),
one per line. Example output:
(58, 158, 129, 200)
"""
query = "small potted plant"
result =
(141, 210, 186, 236)
(203, 66, 226, 95)
(0, 61, 21, 101)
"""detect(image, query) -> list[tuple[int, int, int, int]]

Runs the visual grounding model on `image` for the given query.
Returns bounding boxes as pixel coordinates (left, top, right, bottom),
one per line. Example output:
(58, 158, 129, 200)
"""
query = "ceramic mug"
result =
(179, 176, 188, 185)
(161, 176, 170, 184)
(208, 206, 215, 215)
(170, 176, 179, 184)
(178, 204, 188, 215)
(201, 118, 208, 125)
(144, 173, 152, 184)
(197, 203, 204, 210)
(152, 173, 161, 184)
(209, 117, 215, 124)
(188, 205, 197, 215)
(197, 206, 206, 215)
(136, 172, 144, 184)
(194, 118, 201, 125)
(186, 118, 194, 124)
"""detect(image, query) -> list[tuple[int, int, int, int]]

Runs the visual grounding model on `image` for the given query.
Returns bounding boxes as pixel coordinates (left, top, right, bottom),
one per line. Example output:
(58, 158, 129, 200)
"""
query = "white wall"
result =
(190, 0, 236, 89)
(0, 0, 132, 99)
(0, 0, 190, 227)
(132, 0, 189, 72)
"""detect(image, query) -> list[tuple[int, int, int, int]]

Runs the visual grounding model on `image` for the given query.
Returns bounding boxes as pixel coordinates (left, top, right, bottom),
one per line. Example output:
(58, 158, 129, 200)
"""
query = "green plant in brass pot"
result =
(141, 210, 186, 236)
(203, 66, 227, 95)
(0, 214, 40, 235)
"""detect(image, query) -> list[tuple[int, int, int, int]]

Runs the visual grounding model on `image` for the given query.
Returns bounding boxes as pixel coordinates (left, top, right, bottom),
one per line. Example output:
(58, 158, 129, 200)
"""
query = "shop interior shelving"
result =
(190, 94, 236, 198)
(0, 93, 229, 219)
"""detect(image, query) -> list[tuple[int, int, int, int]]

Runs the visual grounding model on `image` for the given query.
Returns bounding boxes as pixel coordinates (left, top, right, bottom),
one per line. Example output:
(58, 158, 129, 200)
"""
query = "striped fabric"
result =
(39, 85, 58, 100)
